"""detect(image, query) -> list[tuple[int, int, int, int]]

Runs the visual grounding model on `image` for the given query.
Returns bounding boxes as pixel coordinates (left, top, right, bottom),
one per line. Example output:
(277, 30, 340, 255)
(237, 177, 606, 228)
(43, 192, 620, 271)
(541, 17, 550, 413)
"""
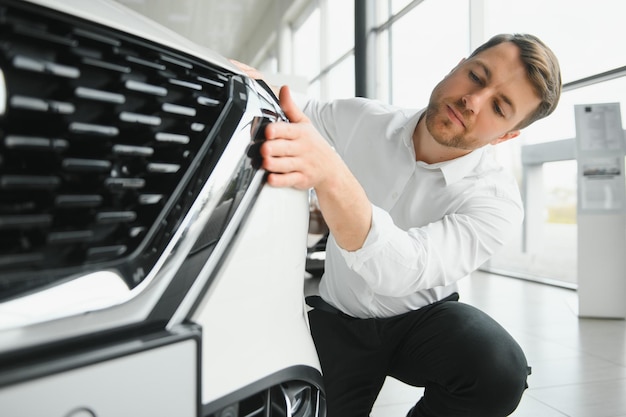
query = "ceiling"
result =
(114, 0, 289, 60)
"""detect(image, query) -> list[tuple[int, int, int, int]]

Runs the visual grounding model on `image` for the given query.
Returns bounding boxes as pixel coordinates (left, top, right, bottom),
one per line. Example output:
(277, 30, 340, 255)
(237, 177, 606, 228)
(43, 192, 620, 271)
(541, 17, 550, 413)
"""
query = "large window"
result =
(480, 0, 626, 286)
(262, 0, 626, 287)
(384, 0, 470, 108)
(485, 0, 626, 83)
(292, 6, 321, 91)
(292, 0, 355, 100)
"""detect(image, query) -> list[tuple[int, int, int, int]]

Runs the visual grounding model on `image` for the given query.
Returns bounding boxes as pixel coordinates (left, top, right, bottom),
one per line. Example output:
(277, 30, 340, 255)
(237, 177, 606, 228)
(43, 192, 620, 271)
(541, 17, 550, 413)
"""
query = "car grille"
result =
(0, 0, 251, 300)
(210, 382, 326, 417)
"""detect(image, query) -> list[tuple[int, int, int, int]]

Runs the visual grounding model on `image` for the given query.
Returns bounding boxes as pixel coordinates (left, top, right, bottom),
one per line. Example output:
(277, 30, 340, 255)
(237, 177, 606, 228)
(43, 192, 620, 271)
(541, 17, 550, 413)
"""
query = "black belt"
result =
(306, 293, 460, 317)
(306, 295, 347, 316)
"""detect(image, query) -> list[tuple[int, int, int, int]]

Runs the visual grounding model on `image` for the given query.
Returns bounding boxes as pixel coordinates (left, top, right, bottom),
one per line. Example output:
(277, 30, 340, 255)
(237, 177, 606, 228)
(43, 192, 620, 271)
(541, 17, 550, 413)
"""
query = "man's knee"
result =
(452, 303, 529, 415)
(474, 351, 529, 415)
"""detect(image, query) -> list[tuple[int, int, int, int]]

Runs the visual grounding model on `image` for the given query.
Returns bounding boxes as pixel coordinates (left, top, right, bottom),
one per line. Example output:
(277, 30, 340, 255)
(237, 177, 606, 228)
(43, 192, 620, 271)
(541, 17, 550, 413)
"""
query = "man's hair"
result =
(470, 33, 562, 129)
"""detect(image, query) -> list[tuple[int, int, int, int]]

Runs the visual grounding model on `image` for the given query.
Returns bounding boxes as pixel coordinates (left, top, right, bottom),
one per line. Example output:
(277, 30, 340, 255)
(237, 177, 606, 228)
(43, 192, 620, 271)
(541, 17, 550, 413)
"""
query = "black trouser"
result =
(307, 294, 529, 417)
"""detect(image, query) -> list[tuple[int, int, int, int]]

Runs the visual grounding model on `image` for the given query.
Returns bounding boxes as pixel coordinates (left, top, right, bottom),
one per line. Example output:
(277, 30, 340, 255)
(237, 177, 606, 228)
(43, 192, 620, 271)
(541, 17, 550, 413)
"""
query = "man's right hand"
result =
(263, 86, 373, 252)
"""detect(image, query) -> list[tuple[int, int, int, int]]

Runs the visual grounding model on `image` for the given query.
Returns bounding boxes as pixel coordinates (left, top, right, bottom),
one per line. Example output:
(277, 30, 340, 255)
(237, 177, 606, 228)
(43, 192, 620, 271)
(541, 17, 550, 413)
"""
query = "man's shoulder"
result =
(333, 96, 415, 115)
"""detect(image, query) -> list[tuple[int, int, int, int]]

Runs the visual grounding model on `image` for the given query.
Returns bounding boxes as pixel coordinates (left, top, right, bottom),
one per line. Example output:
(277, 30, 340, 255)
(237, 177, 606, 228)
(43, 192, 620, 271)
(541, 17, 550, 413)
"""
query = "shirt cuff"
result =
(338, 205, 392, 269)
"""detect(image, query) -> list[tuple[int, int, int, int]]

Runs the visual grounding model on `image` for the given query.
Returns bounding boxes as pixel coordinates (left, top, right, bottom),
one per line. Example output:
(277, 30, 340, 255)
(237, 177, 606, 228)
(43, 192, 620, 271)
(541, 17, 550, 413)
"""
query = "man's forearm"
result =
(314, 161, 372, 252)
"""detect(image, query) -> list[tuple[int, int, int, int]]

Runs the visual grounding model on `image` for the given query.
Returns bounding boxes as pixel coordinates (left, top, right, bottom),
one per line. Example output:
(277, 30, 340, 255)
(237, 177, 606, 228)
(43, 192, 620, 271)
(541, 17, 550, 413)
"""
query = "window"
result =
(292, 1, 355, 100)
(272, 0, 626, 287)
(293, 6, 321, 86)
(480, 0, 626, 286)
(322, 0, 355, 99)
(484, 0, 626, 82)
(391, 0, 415, 15)
(385, 0, 470, 108)
(326, 54, 356, 100)
(325, 1, 354, 66)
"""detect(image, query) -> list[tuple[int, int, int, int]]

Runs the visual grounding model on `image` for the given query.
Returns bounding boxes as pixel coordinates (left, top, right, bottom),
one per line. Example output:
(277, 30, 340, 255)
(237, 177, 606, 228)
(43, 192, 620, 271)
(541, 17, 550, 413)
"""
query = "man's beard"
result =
(424, 100, 473, 150)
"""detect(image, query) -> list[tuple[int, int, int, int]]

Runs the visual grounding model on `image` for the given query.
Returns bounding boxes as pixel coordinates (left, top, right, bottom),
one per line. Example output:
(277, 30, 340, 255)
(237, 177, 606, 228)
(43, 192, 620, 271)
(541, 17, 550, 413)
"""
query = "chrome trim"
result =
(166, 78, 269, 328)
(0, 67, 5, 116)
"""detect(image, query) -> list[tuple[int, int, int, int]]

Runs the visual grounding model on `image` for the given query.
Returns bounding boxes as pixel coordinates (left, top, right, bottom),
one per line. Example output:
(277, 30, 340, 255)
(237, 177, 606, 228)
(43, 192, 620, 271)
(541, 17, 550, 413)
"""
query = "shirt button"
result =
(392, 192, 398, 199)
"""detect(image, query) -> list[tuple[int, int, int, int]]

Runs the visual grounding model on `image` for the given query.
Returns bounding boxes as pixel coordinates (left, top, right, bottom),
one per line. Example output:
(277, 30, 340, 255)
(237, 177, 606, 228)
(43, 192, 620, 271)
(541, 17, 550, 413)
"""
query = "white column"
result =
(575, 103, 626, 319)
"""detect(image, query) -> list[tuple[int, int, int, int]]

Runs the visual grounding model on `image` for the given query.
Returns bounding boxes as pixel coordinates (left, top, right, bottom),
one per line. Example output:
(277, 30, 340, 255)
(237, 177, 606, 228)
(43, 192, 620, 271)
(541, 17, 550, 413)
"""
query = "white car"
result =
(0, 0, 325, 416)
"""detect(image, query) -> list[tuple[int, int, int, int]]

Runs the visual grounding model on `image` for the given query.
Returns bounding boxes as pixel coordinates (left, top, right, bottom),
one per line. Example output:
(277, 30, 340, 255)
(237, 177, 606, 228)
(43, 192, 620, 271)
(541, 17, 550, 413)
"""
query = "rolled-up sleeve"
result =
(338, 190, 523, 297)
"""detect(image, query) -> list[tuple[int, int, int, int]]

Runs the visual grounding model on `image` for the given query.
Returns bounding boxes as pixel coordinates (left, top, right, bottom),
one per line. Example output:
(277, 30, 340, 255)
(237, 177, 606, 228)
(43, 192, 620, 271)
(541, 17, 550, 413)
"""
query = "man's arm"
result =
(262, 86, 372, 252)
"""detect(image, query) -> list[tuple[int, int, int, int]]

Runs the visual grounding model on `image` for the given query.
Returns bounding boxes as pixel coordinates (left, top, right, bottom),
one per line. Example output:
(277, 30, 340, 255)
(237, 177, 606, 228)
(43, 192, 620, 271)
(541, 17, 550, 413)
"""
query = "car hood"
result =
(25, 0, 241, 73)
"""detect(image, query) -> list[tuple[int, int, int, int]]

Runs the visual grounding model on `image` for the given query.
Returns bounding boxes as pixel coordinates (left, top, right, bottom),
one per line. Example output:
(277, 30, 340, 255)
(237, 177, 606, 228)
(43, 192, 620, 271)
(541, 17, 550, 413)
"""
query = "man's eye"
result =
(469, 71, 481, 83)
(494, 103, 505, 117)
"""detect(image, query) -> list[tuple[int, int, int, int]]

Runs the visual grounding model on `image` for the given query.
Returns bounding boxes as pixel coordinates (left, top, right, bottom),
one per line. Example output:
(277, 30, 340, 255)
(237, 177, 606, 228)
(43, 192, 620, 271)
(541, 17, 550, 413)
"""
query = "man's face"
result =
(424, 41, 541, 150)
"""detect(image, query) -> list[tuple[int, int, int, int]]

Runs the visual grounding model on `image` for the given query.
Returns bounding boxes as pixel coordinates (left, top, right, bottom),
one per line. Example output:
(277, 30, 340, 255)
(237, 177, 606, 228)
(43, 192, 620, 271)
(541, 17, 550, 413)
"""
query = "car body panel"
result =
(0, 0, 324, 415)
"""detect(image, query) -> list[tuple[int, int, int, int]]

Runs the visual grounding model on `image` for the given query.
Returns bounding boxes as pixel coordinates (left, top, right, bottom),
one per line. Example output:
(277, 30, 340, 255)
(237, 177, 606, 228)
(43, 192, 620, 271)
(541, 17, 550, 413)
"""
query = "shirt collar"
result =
(394, 109, 423, 164)
(396, 107, 487, 186)
(436, 147, 485, 185)
(398, 109, 424, 148)
(407, 108, 487, 185)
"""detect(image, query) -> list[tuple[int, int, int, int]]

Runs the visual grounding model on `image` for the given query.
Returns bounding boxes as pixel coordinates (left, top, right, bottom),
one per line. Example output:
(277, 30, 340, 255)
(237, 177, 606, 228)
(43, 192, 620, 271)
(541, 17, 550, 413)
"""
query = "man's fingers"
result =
(261, 138, 294, 158)
(265, 171, 308, 190)
(257, 85, 321, 191)
(229, 59, 262, 79)
(261, 145, 301, 171)
(279, 86, 309, 124)
(264, 120, 308, 142)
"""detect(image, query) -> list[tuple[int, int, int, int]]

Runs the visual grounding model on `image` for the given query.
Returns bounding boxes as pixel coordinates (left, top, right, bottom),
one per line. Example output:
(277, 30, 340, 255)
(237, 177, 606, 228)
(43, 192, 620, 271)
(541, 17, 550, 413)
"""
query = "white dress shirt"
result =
(298, 96, 524, 318)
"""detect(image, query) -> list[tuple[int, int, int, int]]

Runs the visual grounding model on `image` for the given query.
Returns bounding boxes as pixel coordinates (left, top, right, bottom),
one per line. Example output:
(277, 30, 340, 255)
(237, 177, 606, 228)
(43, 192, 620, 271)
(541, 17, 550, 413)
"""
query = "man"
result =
(237, 33, 561, 416)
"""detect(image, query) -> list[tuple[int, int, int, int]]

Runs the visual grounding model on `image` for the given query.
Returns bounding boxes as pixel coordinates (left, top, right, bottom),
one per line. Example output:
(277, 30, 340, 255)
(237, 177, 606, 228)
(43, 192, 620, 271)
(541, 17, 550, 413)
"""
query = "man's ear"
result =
(491, 130, 520, 145)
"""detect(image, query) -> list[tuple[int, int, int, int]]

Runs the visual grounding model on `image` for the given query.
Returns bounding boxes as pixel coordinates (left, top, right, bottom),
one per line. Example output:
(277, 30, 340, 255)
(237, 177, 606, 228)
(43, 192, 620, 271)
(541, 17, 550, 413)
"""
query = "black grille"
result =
(0, 0, 249, 299)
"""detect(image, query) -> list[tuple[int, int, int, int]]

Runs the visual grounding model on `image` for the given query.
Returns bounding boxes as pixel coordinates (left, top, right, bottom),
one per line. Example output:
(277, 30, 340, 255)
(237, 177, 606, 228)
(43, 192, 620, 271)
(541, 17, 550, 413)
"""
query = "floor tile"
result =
(509, 394, 568, 416)
(368, 271, 626, 417)
(528, 354, 626, 388)
(527, 379, 626, 417)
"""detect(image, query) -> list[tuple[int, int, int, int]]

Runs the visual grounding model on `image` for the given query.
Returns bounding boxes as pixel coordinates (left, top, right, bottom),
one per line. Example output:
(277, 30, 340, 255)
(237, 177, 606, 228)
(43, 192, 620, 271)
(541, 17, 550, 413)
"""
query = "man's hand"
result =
(262, 86, 340, 191)
(264, 86, 373, 252)
(228, 58, 372, 251)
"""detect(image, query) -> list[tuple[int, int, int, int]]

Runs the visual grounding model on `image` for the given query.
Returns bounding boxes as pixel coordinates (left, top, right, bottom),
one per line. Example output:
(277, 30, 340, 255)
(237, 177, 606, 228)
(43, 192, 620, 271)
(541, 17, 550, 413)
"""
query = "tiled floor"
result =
(367, 271, 626, 417)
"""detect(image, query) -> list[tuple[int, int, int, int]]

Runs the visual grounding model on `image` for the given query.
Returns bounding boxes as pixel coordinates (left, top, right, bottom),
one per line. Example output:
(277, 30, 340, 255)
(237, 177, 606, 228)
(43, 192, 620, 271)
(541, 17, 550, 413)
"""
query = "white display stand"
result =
(575, 103, 626, 319)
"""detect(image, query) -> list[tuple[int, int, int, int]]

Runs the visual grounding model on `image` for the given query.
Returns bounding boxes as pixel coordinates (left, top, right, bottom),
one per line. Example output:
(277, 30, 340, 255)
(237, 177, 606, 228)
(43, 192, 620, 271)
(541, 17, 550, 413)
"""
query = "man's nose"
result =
(462, 90, 489, 113)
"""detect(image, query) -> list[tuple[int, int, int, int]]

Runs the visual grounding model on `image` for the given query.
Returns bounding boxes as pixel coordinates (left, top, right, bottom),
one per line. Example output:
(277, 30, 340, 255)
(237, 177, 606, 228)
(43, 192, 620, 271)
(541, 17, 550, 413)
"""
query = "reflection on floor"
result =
(306, 270, 626, 417)
(487, 224, 578, 287)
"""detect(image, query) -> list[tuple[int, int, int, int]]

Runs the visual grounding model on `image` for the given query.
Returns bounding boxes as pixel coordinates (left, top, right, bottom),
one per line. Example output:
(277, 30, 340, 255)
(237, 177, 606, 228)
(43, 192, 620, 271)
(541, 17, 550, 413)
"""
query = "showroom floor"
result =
(305, 270, 626, 417)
